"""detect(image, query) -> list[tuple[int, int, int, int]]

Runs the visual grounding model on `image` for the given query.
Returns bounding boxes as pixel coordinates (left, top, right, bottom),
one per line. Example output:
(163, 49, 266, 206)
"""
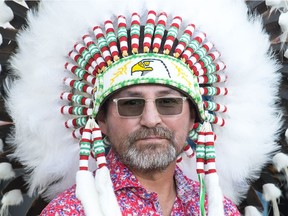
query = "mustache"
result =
(127, 127, 174, 143)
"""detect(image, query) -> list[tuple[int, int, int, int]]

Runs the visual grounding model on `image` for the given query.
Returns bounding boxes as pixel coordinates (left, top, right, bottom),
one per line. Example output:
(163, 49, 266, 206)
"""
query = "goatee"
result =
(115, 127, 179, 173)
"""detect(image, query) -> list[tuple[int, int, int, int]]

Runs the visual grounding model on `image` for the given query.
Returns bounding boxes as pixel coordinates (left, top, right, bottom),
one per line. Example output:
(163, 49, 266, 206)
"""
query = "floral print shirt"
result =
(41, 150, 240, 216)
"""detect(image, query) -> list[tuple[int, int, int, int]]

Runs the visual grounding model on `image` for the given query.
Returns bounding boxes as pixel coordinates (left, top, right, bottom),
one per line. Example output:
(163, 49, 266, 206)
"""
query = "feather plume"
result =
(0, 189, 23, 215)
(0, 162, 15, 180)
(205, 173, 224, 216)
(273, 152, 288, 172)
(95, 167, 122, 216)
(244, 206, 263, 216)
(263, 183, 282, 216)
(76, 171, 104, 216)
(272, 153, 288, 183)
(0, 1, 13, 25)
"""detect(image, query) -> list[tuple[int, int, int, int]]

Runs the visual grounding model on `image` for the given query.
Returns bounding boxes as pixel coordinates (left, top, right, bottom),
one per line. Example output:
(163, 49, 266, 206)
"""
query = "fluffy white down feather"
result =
(0, 0, 13, 25)
(6, 0, 282, 204)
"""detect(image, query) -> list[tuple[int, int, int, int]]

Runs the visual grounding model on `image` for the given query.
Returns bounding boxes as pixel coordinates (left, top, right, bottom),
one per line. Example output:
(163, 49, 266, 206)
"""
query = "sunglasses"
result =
(112, 96, 187, 117)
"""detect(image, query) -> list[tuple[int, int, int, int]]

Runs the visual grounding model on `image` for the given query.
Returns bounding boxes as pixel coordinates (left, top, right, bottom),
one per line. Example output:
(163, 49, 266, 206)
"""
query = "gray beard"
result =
(114, 127, 179, 173)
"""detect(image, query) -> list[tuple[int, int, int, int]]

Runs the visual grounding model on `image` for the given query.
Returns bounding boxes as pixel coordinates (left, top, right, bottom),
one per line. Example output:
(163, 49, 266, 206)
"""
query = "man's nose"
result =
(139, 100, 162, 128)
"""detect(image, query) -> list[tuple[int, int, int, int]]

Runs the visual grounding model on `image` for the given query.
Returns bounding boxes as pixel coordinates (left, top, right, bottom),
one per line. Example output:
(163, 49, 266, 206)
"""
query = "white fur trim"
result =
(95, 167, 121, 216)
(205, 173, 224, 216)
(0, 189, 23, 216)
(0, 162, 15, 180)
(244, 206, 262, 216)
(76, 170, 104, 216)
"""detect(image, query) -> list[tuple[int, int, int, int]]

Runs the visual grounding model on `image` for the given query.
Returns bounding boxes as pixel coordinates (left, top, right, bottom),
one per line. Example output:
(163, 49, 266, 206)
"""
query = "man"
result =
(40, 84, 240, 215)
(1, 0, 282, 215)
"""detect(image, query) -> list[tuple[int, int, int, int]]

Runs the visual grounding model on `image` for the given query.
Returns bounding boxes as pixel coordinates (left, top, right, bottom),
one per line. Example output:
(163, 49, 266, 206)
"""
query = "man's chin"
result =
(122, 147, 178, 172)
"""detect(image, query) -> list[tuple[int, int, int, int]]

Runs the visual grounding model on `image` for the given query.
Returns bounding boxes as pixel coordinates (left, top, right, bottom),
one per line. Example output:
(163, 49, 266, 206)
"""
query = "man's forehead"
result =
(114, 84, 183, 97)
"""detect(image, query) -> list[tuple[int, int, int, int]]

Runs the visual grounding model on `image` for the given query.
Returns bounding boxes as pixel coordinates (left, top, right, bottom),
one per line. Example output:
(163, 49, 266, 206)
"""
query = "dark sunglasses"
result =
(112, 96, 187, 117)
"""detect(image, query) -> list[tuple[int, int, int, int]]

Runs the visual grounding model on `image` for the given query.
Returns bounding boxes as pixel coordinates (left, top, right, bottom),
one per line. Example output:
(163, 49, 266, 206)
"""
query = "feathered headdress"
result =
(0, 0, 288, 215)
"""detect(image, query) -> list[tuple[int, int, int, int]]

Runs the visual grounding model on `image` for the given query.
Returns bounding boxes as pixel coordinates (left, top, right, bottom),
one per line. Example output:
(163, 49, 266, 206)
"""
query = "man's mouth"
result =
(136, 135, 166, 141)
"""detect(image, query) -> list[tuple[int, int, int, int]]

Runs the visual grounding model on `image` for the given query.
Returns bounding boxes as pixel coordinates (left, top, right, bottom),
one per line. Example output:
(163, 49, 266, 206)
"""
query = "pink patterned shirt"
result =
(41, 150, 240, 215)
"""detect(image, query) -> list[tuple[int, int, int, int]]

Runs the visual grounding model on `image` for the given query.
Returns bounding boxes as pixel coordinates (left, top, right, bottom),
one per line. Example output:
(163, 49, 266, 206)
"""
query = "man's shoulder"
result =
(40, 185, 84, 215)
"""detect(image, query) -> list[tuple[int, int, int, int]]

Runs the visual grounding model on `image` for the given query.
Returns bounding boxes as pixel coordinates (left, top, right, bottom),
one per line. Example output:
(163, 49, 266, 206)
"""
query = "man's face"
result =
(98, 84, 195, 173)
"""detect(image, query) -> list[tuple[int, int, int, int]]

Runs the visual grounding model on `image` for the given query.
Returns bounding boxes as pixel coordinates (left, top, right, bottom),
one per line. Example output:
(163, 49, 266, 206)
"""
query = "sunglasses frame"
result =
(112, 96, 188, 118)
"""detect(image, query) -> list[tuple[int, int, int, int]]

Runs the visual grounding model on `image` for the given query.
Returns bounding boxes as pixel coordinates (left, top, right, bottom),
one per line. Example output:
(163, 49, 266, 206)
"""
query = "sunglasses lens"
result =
(114, 97, 185, 117)
(155, 97, 184, 115)
(117, 98, 145, 117)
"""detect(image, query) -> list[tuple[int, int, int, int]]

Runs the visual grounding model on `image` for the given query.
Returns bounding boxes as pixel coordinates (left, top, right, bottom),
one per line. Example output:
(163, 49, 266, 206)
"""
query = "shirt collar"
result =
(106, 149, 196, 203)
(107, 149, 142, 191)
(174, 165, 197, 203)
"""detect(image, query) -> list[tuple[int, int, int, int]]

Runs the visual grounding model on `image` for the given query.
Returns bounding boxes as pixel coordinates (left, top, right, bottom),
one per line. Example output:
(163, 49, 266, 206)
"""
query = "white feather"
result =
(13, 0, 28, 8)
(263, 184, 282, 216)
(76, 170, 103, 216)
(273, 152, 288, 171)
(0, 189, 23, 216)
(279, 12, 288, 32)
(0, 162, 15, 180)
(0, 0, 13, 25)
(0, 189, 23, 206)
(244, 206, 262, 216)
(273, 153, 288, 183)
(95, 167, 122, 216)
(279, 11, 288, 43)
(263, 183, 282, 201)
(205, 173, 224, 216)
